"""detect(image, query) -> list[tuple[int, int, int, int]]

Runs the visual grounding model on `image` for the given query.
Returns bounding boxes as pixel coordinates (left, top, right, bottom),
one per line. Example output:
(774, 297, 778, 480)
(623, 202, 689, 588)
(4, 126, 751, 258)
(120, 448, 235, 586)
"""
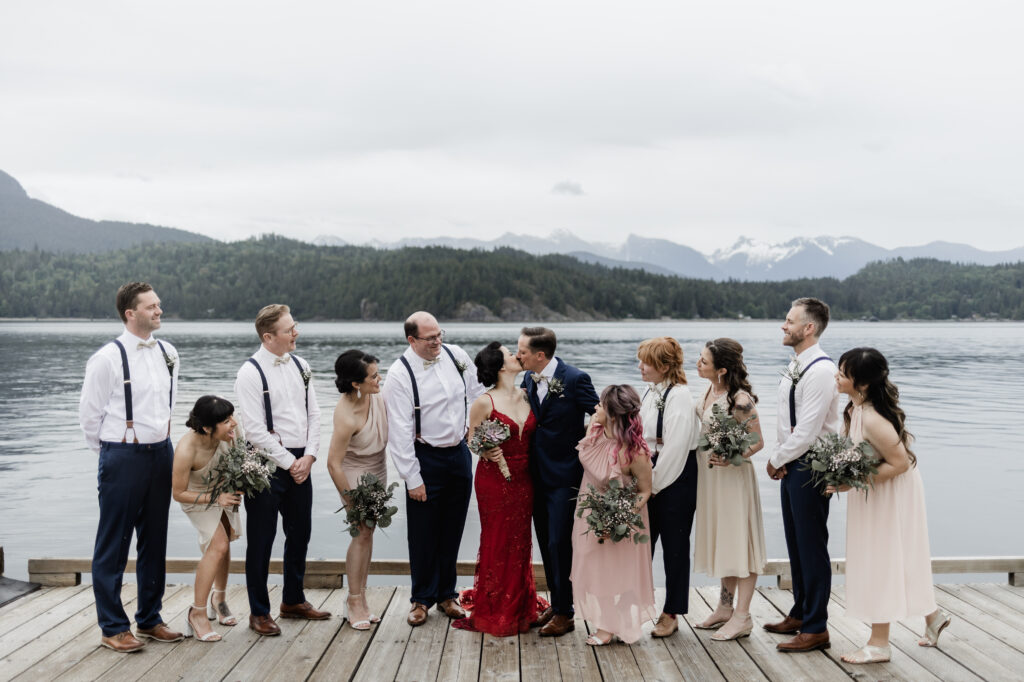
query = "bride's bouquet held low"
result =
(698, 403, 760, 468)
(575, 478, 650, 545)
(203, 436, 277, 511)
(801, 433, 880, 496)
(468, 418, 512, 481)
(337, 473, 399, 537)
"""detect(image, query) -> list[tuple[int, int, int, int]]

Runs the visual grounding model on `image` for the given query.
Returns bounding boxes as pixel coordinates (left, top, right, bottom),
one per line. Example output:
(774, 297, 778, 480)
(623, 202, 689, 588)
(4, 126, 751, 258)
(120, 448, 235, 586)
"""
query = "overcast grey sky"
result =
(2, 0, 1022, 252)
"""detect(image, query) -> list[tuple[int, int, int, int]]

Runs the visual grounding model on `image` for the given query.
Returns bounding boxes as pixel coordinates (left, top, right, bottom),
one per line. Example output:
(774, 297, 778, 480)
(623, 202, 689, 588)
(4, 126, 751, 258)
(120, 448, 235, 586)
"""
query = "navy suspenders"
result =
(643, 384, 674, 468)
(399, 344, 467, 443)
(247, 355, 309, 442)
(110, 339, 174, 444)
(788, 355, 832, 431)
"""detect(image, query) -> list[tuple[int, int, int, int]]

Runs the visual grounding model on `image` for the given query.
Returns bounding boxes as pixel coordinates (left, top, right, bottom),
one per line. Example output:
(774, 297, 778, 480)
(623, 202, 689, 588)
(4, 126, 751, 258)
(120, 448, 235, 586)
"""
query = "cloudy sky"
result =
(2, 0, 1022, 252)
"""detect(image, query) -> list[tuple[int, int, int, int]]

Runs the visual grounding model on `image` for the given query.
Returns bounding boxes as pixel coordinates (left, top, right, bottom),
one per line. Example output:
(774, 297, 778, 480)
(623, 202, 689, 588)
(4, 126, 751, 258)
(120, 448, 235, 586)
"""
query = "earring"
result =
(357, 388, 362, 399)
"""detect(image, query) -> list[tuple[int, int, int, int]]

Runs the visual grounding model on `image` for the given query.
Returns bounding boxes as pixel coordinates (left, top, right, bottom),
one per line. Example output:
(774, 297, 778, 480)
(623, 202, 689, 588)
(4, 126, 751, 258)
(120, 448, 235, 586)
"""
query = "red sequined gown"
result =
(454, 402, 548, 636)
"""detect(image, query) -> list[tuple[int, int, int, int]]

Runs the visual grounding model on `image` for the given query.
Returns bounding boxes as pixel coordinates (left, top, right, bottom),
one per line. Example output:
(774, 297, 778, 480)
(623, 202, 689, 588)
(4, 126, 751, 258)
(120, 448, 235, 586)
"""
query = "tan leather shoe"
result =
(651, 613, 679, 638)
(249, 614, 282, 636)
(100, 630, 146, 652)
(534, 606, 555, 628)
(135, 623, 184, 642)
(280, 601, 331, 620)
(438, 599, 467, 619)
(408, 602, 429, 626)
(777, 631, 830, 652)
(538, 614, 575, 637)
(763, 616, 803, 634)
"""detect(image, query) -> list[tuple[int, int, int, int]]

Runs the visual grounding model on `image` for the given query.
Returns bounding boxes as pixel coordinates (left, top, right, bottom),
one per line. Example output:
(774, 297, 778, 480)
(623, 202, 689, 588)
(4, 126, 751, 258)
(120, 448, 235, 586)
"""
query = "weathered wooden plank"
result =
(586, 620, 642, 680)
(220, 588, 333, 680)
(479, 632, 519, 682)
(666, 588, 727, 682)
(395, 598, 450, 682)
(686, 586, 768, 682)
(939, 583, 1024, 638)
(970, 583, 1024, 616)
(2, 584, 140, 681)
(830, 586, 985, 682)
(552, 616, 602, 682)
(935, 584, 1024, 654)
(625, 622, 685, 681)
(0, 576, 41, 609)
(0, 585, 57, 619)
(0, 585, 91, 638)
(0, 585, 102, 659)
(309, 586, 396, 682)
(260, 588, 348, 680)
(518, 628, 557, 682)
(352, 586, 413, 682)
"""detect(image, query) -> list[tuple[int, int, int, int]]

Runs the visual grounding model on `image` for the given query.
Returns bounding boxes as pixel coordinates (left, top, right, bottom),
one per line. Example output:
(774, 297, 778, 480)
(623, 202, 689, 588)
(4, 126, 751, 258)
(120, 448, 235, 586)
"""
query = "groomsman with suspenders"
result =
(765, 297, 841, 652)
(382, 311, 485, 626)
(234, 304, 328, 636)
(80, 282, 182, 652)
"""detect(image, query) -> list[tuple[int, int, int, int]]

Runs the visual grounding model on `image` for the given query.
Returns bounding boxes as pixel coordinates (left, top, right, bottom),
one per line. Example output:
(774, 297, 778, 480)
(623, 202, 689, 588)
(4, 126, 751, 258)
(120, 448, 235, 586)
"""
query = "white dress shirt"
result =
(641, 381, 701, 495)
(771, 343, 841, 468)
(234, 346, 321, 470)
(382, 344, 485, 490)
(79, 328, 179, 452)
(533, 357, 559, 403)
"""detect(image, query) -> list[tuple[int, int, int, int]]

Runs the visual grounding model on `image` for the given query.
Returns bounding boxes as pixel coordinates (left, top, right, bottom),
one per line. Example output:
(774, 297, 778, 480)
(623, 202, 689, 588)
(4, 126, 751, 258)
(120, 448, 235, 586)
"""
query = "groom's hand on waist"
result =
(767, 462, 788, 480)
(408, 484, 427, 502)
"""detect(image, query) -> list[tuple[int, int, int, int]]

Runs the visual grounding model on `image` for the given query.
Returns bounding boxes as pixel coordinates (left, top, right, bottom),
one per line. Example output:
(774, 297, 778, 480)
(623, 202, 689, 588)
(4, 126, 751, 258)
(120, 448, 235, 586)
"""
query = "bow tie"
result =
(137, 339, 157, 349)
(274, 354, 291, 366)
(531, 372, 548, 384)
(423, 357, 440, 369)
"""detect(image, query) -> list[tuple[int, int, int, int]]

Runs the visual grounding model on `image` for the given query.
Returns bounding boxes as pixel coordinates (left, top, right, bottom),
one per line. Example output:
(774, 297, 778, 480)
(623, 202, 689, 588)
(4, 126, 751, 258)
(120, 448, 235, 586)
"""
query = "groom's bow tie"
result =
(531, 372, 547, 384)
(137, 339, 157, 349)
(274, 354, 292, 366)
(423, 357, 440, 369)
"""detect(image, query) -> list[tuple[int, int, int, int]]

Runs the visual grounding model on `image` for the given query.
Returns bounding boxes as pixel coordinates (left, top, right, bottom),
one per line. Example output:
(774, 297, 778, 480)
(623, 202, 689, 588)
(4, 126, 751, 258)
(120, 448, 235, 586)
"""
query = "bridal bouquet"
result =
(203, 436, 277, 511)
(338, 473, 399, 537)
(801, 433, 880, 496)
(698, 403, 760, 468)
(575, 478, 650, 545)
(468, 418, 512, 481)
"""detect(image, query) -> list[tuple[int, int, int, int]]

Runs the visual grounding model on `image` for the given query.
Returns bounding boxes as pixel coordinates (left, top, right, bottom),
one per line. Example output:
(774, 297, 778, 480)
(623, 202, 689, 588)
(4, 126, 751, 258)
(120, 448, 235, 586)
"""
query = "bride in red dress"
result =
(453, 341, 548, 636)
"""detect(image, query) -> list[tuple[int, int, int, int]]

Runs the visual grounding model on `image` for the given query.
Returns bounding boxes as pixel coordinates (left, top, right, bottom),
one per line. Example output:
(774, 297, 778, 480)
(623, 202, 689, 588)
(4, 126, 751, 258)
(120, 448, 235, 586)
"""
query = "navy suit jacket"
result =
(522, 357, 599, 489)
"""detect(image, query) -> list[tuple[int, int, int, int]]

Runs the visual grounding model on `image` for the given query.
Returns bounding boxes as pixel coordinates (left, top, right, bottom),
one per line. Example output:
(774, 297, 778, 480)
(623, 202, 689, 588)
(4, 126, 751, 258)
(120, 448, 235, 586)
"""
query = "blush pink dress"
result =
(844, 403, 937, 623)
(570, 424, 657, 643)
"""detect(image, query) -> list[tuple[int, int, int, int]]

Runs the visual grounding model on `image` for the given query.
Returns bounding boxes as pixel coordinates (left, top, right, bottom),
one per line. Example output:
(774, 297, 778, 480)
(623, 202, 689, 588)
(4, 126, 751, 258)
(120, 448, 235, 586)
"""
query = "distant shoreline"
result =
(0, 316, 1017, 324)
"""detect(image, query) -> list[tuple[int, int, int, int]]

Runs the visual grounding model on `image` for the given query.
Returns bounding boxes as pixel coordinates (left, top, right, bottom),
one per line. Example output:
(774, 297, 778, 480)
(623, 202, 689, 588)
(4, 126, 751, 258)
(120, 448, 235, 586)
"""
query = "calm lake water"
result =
(1, 320, 1021, 586)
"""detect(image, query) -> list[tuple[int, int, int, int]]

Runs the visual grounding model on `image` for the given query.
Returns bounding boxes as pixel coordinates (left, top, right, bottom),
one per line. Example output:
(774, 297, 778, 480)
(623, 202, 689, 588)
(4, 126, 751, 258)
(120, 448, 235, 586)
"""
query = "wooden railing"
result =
(26, 556, 1024, 589)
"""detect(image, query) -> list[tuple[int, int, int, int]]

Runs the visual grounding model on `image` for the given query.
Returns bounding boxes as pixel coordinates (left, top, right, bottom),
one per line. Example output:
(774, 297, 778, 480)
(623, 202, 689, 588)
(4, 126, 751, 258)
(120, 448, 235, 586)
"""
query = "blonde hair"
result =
(637, 337, 687, 385)
(255, 304, 290, 340)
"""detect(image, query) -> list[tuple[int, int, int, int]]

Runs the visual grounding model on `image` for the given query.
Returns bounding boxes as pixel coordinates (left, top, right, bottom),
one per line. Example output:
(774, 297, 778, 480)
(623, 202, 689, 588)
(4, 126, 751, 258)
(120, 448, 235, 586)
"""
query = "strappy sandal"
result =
(841, 644, 891, 664)
(586, 632, 616, 646)
(208, 589, 238, 626)
(919, 609, 952, 647)
(345, 593, 372, 631)
(186, 605, 222, 642)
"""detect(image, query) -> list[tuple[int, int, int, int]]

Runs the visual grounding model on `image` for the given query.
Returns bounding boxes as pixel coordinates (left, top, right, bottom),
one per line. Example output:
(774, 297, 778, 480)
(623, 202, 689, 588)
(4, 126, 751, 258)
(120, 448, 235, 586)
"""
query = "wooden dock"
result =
(2, 581, 1024, 681)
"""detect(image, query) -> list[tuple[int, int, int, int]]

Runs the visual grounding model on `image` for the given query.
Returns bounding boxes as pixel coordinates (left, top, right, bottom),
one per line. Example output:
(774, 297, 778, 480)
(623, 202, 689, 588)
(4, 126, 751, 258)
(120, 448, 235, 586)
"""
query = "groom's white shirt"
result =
(770, 343, 841, 468)
(533, 357, 558, 403)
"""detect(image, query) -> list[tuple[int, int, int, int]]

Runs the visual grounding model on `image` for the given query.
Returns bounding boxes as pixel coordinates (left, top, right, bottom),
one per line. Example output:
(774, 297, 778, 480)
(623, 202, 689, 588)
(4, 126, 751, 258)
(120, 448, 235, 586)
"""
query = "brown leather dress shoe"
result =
(534, 606, 555, 628)
(438, 599, 467, 619)
(280, 601, 331, 620)
(763, 616, 803, 634)
(249, 614, 282, 636)
(135, 623, 184, 642)
(100, 630, 146, 652)
(539, 614, 575, 637)
(408, 602, 429, 626)
(651, 613, 679, 638)
(777, 631, 830, 652)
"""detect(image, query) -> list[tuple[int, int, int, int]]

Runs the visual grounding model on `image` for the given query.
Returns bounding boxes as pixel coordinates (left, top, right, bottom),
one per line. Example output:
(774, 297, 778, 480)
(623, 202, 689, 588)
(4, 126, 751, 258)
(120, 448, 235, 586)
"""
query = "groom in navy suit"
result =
(517, 327, 599, 637)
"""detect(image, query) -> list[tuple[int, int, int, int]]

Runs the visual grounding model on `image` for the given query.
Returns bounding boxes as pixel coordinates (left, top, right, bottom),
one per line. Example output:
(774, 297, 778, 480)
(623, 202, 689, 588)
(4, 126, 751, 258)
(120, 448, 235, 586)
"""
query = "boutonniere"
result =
(162, 350, 177, 375)
(652, 385, 666, 411)
(780, 355, 802, 385)
(547, 377, 565, 398)
(455, 360, 467, 375)
(300, 365, 312, 389)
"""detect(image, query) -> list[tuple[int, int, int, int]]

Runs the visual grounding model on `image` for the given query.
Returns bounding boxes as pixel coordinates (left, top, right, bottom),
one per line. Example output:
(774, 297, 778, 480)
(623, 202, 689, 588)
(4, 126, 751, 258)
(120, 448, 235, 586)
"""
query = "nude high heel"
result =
(186, 605, 222, 642)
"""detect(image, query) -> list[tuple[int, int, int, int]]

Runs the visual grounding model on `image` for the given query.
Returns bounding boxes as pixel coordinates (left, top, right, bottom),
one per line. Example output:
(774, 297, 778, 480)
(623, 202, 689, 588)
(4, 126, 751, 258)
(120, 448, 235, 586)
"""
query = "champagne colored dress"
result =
(844, 403, 937, 623)
(570, 423, 657, 643)
(342, 393, 388, 485)
(693, 389, 767, 579)
(179, 439, 243, 553)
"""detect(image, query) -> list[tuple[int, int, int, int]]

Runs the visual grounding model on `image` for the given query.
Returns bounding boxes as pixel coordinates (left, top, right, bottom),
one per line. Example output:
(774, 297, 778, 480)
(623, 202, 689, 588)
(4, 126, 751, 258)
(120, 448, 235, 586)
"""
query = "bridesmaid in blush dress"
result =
(829, 348, 951, 664)
(571, 384, 657, 645)
(453, 342, 548, 636)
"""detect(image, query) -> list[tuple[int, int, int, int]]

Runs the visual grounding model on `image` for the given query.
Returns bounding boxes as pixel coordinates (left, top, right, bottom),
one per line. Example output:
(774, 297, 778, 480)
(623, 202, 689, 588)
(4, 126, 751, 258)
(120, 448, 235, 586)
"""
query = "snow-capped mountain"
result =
(710, 236, 891, 280)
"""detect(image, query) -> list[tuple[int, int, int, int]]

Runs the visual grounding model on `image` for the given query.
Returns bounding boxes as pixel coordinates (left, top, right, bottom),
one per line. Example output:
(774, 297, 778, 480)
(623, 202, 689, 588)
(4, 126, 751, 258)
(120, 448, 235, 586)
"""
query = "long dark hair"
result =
(704, 338, 758, 412)
(599, 384, 650, 465)
(838, 347, 916, 465)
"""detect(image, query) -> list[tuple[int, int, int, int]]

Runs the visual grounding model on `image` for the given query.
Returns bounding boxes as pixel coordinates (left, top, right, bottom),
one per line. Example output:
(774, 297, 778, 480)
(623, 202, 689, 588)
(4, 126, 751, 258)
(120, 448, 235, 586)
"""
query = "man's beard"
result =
(784, 329, 805, 347)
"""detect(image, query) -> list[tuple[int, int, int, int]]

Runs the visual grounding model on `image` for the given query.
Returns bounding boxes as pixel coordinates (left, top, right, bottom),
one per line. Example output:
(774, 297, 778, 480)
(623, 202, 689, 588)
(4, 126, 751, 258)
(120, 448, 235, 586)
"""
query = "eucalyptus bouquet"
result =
(468, 418, 512, 481)
(338, 473, 399, 537)
(801, 433, 880, 496)
(698, 402, 760, 468)
(203, 436, 277, 511)
(575, 478, 649, 545)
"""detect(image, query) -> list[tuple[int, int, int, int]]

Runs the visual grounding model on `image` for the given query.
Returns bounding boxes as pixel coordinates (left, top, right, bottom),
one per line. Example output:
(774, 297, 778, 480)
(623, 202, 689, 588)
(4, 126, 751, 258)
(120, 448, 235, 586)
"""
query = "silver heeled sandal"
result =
(186, 605, 222, 642)
(208, 589, 238, 626)
(919, 608, 952, 647)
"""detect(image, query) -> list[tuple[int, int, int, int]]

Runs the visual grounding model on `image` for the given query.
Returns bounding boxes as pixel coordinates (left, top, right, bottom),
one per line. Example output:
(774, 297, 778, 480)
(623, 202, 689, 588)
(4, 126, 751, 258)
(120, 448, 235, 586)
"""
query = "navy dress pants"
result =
(245, 448, 312, 616)
(533, 483, 578, 615)
(648, 451, 698, 616)
(406, 441, 472, 607)
(92, 439, 173, 637)
(780, 457, 832, 634)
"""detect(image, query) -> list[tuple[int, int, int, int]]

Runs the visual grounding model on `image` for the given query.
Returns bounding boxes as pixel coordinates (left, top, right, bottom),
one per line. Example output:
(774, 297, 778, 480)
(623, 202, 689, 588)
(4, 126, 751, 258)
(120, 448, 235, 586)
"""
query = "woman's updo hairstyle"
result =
(186, 395, 234, 435)
(599, 384, 651, 466)
(334, 349, 379, 394)
(475, 341, 504, 388)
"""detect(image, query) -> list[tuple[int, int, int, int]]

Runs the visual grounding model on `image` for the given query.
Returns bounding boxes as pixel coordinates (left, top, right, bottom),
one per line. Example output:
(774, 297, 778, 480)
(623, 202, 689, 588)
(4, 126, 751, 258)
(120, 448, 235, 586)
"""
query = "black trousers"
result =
(648, 451, 698, 616)
(244, 448, 312, 616)
(533, 483, 577, 615)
